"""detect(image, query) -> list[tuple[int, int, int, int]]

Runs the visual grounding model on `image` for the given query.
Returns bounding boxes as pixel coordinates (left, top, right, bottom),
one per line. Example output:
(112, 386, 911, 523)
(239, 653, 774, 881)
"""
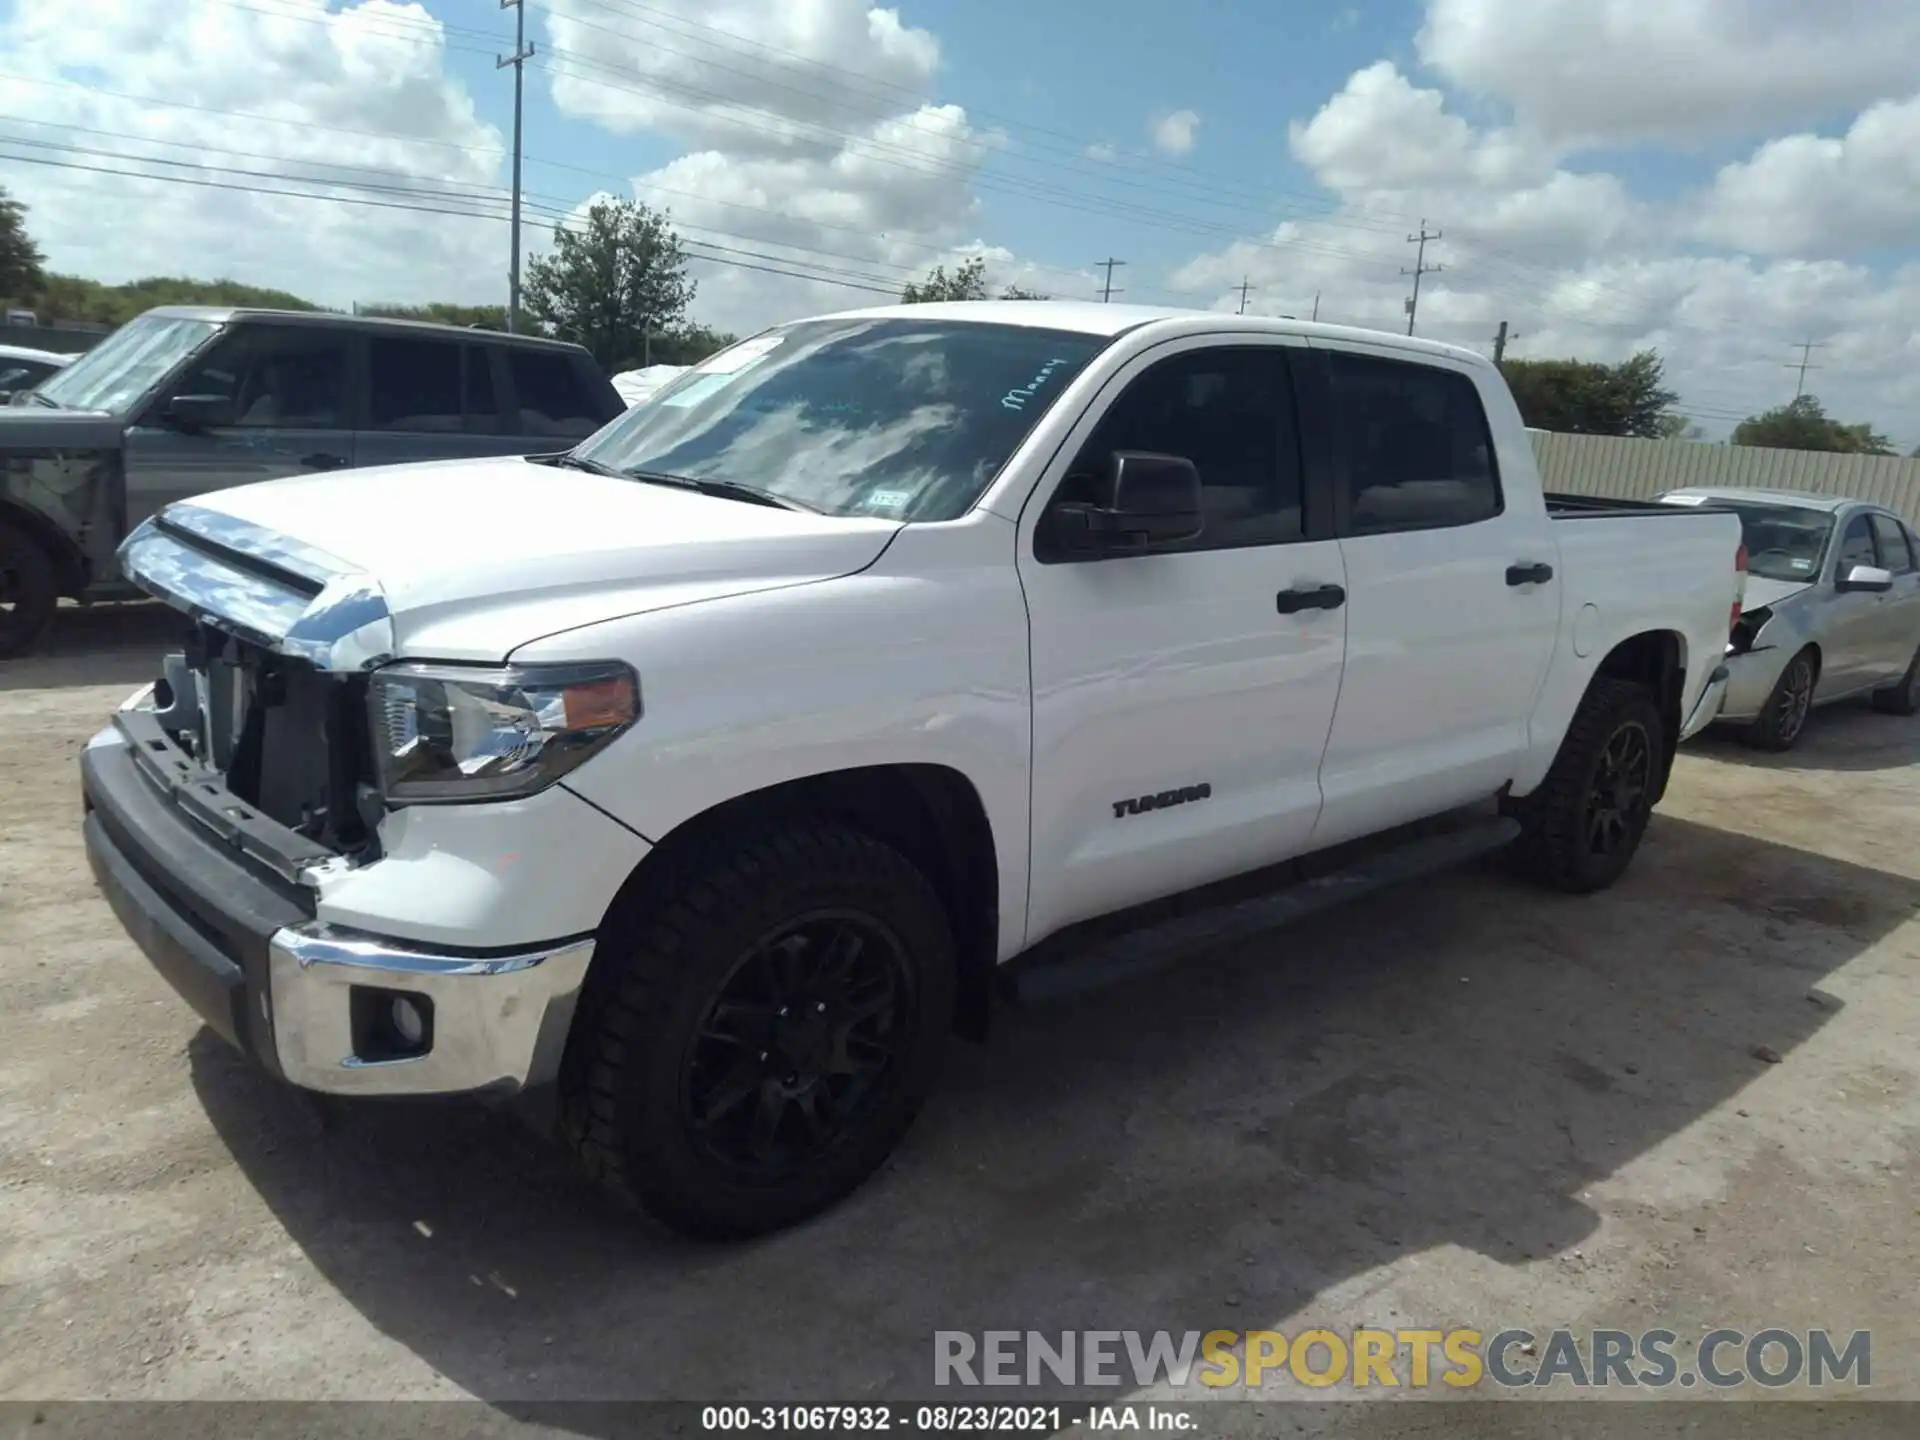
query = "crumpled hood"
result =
(1742, 574, 1816, 612)
(125, 453, 902, 662)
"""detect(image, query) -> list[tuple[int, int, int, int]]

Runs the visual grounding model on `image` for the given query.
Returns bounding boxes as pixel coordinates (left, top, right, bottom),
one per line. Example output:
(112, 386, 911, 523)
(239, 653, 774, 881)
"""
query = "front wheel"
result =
(0, 520, 58, 658)
(561, 822, 956, 1239)
(1505, 676, 1666, 894)
(1743, 647, 1817, 750)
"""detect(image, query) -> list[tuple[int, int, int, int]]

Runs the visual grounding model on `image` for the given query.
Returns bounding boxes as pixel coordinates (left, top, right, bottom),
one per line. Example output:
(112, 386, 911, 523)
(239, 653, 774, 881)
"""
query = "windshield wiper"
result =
(626, 469, 823, 514)
(530, 450, 628, 479)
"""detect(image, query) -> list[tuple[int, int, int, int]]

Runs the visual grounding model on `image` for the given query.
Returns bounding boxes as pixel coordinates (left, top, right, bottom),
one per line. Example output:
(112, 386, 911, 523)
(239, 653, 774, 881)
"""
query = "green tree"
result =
(647, 324, 737, 366)
(1000, 283, 1050, 300)
(902, 256, 988, 302)
(358, 301, 507, 330)
(32, 274, 318, 325)
(1497, 350, 1682, 438)
(1731, 394, 1893, 455)
(0, 187, 45, 303)
(523, 198, 696, 370)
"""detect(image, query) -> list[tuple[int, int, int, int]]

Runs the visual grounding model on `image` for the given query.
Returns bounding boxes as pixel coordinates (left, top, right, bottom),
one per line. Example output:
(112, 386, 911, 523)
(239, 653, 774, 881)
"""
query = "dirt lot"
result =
(4, 607, 1919, 1430)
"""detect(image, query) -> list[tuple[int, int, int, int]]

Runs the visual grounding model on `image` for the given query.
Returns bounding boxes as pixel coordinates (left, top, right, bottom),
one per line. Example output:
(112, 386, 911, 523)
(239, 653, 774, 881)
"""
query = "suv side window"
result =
(510, 348, 606, 439)
(1870, 513, 1914, 573)
(1054, 346, 1303, 554)
(1837, 514, 1878, 575)
(368, 336, 465, 432)
(173, 324, 351, 429)
(1328, 351, 1501, 533)
(464, 345, 504, 433)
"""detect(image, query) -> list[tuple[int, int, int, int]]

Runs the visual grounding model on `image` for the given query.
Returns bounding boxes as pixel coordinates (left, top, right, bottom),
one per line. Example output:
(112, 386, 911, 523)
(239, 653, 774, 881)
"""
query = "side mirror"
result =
(1049, 450, 1204, 556)
(1838, 564, 1894, 594)
(161, 393, 236, 431)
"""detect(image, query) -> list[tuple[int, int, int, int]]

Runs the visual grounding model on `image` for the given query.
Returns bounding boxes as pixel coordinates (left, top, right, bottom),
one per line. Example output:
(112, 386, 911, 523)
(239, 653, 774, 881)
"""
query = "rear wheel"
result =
(1743, 647, 1817, 750)
(1871, 646, 1920, 716)
(1505, 676, 1665, 894)
(561, 822, 955, 1239)
(0, 520, 57, 658)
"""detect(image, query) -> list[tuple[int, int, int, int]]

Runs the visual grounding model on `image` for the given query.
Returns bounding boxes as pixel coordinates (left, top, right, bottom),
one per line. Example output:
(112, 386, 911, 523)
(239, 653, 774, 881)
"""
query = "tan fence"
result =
(1528, 431, 1920, 526)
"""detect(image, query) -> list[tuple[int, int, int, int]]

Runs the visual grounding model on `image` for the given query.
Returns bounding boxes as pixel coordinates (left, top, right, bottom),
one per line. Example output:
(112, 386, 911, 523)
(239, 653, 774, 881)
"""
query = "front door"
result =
(1309, 341, 1561, 849)
(122, 323, 356, 530)
(1818, 511, 1888, 698)
(1018, 338, 1347, 945)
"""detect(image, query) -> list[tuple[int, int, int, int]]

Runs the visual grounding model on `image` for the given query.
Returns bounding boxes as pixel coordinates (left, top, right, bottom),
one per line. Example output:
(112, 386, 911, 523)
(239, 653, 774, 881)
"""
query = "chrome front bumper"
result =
(269, 926, 594, 1097)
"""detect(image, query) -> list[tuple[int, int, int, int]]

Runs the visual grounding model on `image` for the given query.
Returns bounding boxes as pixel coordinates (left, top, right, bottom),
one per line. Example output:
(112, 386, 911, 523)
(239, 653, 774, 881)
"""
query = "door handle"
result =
(1506, 561, 1554, 586)
(1276, 583, 1346, 614)
(300, 452, 349, 471)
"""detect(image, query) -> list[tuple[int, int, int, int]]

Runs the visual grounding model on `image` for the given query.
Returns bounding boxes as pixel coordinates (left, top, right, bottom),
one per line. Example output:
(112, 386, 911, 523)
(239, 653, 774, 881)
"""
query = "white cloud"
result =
(1148, 108, 1200, 158)
(1170, 52, 1920, 447)
(1084, 141, 1118, 162)
(1418, 0, 1920, 146)
(1693, 94, 1920, 257)
(0, 0, 508, 307)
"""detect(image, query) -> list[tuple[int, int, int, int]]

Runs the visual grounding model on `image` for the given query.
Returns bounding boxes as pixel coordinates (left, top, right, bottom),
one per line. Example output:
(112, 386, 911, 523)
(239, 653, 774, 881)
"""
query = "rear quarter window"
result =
(509, 348, 614, 439)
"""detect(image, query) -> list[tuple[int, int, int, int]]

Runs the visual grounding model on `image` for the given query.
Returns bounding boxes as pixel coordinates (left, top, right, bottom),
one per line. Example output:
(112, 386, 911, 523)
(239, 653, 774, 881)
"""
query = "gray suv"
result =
(0, 307, 624, 655)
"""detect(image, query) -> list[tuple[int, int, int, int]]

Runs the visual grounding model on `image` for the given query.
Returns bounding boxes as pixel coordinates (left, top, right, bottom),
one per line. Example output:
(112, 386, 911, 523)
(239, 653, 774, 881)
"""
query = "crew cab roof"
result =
(138, 305, 589, 353)
(805, 299, 1492, 368)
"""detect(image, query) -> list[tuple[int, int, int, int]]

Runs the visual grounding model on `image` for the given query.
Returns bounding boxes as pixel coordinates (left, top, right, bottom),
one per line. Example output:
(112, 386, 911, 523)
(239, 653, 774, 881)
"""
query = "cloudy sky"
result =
(2, 0, 1918, 446)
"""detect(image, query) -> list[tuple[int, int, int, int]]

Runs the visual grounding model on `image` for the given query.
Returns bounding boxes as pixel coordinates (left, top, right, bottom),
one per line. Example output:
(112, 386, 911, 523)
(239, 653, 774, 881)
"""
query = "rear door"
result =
(121, 322, 356, 529)
(354, 333, 526, 467)
(1307, 341, 1561, 850)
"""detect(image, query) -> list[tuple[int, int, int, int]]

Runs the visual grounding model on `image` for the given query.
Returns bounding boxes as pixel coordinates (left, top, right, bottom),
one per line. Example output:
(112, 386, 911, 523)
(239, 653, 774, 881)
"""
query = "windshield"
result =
(572, 317, 1108, 521)
(31, 314, 219, 414)
(1716, 501, 1837, 583)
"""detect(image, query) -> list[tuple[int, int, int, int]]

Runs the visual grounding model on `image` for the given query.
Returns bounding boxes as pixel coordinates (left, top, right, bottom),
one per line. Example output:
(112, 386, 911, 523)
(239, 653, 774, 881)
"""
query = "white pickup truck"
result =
(81, 303, 1745, 1237)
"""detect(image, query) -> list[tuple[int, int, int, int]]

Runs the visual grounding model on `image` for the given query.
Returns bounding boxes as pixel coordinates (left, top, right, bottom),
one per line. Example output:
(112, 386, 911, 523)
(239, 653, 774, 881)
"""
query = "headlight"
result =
(368, 661, 640, 804)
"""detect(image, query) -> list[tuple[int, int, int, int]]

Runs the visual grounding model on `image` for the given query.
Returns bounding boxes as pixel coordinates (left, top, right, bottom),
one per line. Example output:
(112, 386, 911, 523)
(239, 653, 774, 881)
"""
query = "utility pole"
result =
(1786, 340, 1826, 399)
(1402, 221, 1442, 336)
(1096, 257, 1126, 303)
(1235, 277, 1254, 315)
(1492, 320, 1520, 363)
(498, 0, 535, 334)
(1311, 291, 1320, 322)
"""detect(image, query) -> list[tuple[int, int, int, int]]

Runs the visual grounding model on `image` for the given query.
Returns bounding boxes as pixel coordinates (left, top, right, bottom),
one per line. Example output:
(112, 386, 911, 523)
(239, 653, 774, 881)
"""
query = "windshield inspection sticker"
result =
(860, 488, 915, 514)
(1001, 357, 1072, 412)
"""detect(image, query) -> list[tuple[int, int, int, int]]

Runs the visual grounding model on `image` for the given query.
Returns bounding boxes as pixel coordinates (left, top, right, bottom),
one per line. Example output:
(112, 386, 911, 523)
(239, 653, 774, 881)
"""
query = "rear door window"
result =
(1327, 351, 1502, 533)
(368, 336, 465, 432)
(509, 348, 608, 439)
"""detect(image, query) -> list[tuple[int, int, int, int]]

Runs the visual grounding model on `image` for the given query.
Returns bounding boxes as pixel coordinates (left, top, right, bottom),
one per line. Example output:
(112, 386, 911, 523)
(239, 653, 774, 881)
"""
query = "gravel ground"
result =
(3, 606, 1918, 1434)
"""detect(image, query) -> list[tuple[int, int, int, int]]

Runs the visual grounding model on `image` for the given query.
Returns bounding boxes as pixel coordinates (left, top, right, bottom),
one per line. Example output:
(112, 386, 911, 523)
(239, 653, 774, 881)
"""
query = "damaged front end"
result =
(0, 408, 126, 594)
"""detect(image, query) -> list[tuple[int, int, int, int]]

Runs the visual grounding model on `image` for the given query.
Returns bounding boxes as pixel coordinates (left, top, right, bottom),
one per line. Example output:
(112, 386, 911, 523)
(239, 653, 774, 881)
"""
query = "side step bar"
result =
(1003, 814, 1522, 1006)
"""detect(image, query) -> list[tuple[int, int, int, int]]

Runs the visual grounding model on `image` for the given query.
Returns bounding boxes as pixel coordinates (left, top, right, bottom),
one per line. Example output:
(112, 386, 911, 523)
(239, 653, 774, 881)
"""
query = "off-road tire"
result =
(1504, 676, 1666, 895)
(1743, 647, 1818, 750)
(1871, 646, 1920, 716)
(560, 822, 956, 1240)
(0, 519, 57, 658)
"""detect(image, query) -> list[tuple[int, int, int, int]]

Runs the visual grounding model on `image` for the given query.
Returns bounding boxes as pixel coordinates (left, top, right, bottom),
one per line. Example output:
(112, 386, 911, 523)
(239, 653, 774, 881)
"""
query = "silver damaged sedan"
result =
(1658, 488, 1920, 751)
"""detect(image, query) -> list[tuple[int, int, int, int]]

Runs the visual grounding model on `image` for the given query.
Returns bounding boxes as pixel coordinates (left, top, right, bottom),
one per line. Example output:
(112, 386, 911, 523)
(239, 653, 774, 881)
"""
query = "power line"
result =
(1402, 221, 1441, 337)
(1097, 258, 1126, 302)
(1786, 340, 1826, 399)
(497, 0, 535, 333)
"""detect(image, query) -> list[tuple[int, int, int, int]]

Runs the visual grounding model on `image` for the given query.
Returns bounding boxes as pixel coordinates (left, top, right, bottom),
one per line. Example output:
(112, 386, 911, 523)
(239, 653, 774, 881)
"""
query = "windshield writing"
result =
(33, 314, 219, 414)
(575, 318, 1106, 521)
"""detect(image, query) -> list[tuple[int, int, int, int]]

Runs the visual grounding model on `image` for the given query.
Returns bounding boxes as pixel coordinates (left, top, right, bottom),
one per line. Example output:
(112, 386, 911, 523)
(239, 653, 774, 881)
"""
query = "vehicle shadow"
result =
(1693, 700, 1920, 773)
(0, 603, 181, 693)
(188, 813, 1913, 1420)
